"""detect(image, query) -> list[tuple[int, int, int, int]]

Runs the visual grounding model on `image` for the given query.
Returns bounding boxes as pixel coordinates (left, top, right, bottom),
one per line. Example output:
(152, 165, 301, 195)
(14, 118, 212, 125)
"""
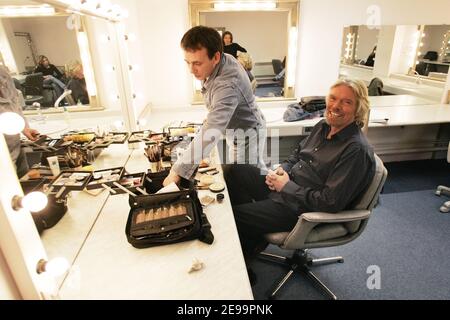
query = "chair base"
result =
(259, 249, 344, 300)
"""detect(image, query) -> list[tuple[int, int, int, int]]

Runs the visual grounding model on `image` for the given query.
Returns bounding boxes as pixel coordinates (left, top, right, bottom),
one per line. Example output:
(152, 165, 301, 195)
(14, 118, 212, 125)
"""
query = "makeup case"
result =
(125, 189, 214, 248)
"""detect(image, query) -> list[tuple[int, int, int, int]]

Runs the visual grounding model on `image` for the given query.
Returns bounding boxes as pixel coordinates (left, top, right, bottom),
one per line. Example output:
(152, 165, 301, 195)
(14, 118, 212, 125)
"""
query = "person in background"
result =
(237, 52, 257, 92)
(224, 78, 375, 284)
(222, 31, 247, 59)
(163, 26, 266, 187)
(0, 65, 40, 178)
(237, 52, 255, 81)
(34, 55, 67, 98)
(67, 62, 89, 105)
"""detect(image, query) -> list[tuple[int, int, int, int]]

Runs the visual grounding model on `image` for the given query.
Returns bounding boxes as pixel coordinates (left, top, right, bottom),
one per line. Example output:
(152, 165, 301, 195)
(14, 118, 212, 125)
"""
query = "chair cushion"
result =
(306, 223, 348, 243)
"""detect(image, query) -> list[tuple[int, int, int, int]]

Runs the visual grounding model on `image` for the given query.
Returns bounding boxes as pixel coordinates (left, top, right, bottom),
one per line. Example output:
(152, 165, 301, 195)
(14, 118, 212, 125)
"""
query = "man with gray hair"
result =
(224, 79, 375, 280)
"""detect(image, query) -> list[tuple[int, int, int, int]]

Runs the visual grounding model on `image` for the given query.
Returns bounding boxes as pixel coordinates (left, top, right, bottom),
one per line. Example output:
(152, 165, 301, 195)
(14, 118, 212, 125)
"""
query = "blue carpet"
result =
(383, 159, 449, 194)
(251, 189, 450, 300)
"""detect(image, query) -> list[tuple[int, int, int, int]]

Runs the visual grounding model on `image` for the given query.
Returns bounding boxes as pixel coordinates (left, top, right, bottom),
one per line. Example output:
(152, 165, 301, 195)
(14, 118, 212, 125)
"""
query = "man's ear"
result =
(213, 51, 221, 65)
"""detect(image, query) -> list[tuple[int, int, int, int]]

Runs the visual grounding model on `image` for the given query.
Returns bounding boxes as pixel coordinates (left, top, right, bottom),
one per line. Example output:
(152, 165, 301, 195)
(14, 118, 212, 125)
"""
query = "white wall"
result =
(119, 0, 191, 109)
(296, 0, 450, 97)
(4, 16, 80, 73)
(201, 11, 288, 64)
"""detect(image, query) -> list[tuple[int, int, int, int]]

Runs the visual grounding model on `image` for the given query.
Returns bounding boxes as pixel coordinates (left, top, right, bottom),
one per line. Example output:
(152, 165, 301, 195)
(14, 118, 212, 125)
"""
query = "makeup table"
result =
(50, 146, 253, 299)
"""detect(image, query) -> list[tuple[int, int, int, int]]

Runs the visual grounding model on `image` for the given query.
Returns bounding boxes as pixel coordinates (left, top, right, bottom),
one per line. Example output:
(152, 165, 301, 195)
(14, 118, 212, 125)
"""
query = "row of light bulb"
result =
(59, 0, 128, 20)
(0, 112, 70, 292)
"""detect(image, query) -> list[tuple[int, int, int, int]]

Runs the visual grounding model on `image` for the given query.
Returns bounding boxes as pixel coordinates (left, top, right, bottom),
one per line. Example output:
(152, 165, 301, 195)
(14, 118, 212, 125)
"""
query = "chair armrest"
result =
(302, 210, 370, 223)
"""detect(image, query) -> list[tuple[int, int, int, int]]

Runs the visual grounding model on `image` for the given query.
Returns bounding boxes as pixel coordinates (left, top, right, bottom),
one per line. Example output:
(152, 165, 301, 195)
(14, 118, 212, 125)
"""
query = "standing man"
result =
(163, 26, 266, 186)
(0, 66, 39, 178)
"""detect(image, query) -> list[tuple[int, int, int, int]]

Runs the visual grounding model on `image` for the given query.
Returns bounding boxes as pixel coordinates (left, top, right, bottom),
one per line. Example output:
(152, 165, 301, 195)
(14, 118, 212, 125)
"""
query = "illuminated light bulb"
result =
(127, 33, 137, 42)
(100, 34, 109, 43)
(114, 120, 124, 129)
(419, 42, 424, 47)
(137, 118, 147, 127)
(421, 33, 426, 37)
(12, 192, 48, 212)
(37, 258, 70, 277)
(120, 9, 129, 18)
(0, 112, 25, 135)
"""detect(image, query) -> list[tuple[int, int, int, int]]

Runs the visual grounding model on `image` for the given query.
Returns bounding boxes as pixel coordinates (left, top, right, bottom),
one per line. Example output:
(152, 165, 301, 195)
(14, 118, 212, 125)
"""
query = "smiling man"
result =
(163, 26, 266, 186)
(224, 78, 376, 278)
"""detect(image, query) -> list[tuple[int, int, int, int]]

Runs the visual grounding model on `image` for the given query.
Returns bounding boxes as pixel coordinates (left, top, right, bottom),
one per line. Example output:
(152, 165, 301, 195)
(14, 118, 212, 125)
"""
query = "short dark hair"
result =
(180, 26, 223, 59)
(222, 31, 233, 43)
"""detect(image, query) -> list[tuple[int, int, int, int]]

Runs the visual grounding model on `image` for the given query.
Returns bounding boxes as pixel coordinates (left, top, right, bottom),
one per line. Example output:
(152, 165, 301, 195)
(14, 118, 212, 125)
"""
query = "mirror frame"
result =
(188, 0, 299, 103)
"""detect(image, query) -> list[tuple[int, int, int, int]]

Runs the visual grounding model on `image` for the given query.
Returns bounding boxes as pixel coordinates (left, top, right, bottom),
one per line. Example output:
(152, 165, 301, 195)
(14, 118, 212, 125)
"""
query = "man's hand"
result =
(265, 167, 289, 192)
(163, 169, 181, 187)
(22, 127, 40, 141)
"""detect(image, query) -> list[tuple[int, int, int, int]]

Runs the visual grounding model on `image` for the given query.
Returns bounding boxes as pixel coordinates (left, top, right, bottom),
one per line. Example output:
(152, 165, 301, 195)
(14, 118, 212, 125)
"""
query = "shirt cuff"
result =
(280, 180, 299, 196)
(171, 162, 197, 180)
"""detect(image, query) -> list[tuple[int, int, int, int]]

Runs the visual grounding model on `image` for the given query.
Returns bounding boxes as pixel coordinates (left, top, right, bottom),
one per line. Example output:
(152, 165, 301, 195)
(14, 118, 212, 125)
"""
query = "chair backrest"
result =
(272, 59, 283, 75)
(24, 73, 44, 95)
(368, 77, 383, 96)
(353, 154, 388, 211)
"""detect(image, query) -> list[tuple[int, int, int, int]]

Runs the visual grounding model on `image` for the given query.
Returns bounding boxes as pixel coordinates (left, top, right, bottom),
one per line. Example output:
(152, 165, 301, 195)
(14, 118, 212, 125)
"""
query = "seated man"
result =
(224, 78, 376, 277)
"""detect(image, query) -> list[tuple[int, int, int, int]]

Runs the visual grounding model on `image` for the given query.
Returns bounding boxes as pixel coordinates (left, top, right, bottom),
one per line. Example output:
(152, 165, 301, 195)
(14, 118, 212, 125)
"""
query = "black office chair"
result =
(23, 72, 44, 96)
(368, 77, 383, 96)
(272, 59, 284, 76)
(22, 72, 57, 107)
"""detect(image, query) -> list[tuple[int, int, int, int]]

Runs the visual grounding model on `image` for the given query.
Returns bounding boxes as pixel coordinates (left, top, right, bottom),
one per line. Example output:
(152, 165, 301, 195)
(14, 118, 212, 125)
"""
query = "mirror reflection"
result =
(0, 13, 94, 112)
(413, 25, 450, 80)
(341, 25, 379, 69)
(200, 10, 288, 98)
(339, 24, 449, 102)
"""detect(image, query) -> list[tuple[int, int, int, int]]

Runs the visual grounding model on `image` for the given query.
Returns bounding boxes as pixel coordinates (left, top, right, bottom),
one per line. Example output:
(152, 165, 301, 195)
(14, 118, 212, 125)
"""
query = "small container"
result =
(216, 193, 224, 203)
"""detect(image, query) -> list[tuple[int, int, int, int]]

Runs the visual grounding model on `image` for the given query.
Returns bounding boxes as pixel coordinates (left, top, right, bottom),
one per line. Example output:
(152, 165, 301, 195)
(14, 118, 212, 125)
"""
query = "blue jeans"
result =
(44, 75, 66, 98)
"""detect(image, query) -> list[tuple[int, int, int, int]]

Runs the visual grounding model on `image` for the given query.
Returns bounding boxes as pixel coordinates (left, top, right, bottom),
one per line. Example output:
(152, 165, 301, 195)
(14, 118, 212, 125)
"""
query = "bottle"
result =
(63, 105, 71, 126)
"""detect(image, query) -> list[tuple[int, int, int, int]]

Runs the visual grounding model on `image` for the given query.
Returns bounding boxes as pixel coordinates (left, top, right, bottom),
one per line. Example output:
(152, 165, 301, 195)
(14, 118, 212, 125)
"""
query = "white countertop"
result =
(339, 64, 446, 102)
(57, 148, 253, 299)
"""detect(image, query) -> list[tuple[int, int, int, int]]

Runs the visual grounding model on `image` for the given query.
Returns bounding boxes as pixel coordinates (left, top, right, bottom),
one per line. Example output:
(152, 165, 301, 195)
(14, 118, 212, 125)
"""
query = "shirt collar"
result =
(321, 120, 360, 141)
(201, 53, 225, 93)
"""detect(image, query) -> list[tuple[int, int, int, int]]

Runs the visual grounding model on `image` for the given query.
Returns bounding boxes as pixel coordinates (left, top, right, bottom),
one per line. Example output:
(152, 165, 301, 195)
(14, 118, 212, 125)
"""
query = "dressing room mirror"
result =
(340, 25, 379, 69)
(0, 1, 102, 114)
(189, 0, 299, 102)
(410, 24, 450, 81)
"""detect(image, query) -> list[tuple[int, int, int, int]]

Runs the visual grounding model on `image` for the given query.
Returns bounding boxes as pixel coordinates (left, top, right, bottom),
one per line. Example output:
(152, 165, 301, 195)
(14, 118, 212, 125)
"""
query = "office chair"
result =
(259, 154, 388, 300)
(23, 72, 57, 107)
(368, 77, 383, 96)
(272, 59, 283, 76)
(23, 72, 44, 96)
(436, 141, 450, 213)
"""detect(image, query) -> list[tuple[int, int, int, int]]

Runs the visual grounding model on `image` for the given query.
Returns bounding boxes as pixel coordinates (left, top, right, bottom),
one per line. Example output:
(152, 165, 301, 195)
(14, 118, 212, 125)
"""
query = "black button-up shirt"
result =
(269, 119, 375, 213)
